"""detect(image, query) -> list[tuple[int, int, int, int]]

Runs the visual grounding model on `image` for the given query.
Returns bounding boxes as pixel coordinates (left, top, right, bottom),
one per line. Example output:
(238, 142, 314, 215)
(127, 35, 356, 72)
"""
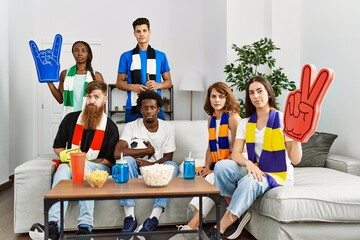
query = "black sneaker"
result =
(223, 218, 240, 237)
(119, 216, 138, 240)
(76, 226, 93, 240)
(138, 217, 159, 232)
(206, 226, 222, 240)
(29, 221, 59, 240)
(137, 217, 159, 240)
(76, 226, 92, 235)
(225, 211, 252, 240)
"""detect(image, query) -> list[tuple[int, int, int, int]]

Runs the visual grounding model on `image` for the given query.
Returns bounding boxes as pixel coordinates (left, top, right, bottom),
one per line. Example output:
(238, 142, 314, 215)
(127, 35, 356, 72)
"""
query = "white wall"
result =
(6, 0, 222, 176)
(226, 0, 360, 159)
(299, 0, 360, 158)
(3, 0, 360, 180)
(0, 0, 10, 185)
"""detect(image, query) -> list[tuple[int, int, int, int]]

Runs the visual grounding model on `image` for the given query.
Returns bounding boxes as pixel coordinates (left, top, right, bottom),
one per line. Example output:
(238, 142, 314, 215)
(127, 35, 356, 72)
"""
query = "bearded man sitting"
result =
(29, 81, 119, 240)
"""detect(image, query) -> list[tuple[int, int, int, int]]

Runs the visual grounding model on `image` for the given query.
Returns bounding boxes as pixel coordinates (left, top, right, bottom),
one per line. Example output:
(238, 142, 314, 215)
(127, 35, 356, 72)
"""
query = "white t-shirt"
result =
(236, 112, 294, 182)
(120, 119, 176, 162)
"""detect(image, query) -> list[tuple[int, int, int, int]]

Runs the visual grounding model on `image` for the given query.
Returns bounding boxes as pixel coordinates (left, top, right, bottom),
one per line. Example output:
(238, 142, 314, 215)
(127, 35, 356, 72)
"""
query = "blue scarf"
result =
(245, 109, 287, 188)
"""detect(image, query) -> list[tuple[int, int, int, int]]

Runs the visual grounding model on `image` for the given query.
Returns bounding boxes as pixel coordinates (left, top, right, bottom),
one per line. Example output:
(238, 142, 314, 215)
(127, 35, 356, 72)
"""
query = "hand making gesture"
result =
(284, 64, 334, 142)
(29, 34, 62, 82)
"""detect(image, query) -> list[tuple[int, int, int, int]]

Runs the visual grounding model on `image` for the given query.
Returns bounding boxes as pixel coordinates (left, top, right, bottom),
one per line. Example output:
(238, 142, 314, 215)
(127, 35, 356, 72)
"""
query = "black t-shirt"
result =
(53, 111, 119, 164)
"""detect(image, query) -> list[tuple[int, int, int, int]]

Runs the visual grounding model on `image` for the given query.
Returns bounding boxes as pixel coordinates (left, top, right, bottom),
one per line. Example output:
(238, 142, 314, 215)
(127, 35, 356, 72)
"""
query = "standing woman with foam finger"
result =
(170, 82, 241, 240)
(46, 41, 104, 118)
(206, 76, 302, 239)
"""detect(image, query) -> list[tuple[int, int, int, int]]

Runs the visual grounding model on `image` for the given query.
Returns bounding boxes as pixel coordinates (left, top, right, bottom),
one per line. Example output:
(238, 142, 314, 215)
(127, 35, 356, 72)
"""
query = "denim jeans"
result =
(49, 161, 111, 227)
(119, 156, 179, 209)
(214, 159, 269, 218)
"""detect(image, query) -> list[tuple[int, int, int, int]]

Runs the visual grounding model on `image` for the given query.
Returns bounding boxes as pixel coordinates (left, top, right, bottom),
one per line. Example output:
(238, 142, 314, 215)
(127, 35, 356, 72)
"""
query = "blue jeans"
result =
(214, 160, 293, 218)
(49, 161, 111, 227)
(125, 109, 165, 123)
(119, 156, 179, 209)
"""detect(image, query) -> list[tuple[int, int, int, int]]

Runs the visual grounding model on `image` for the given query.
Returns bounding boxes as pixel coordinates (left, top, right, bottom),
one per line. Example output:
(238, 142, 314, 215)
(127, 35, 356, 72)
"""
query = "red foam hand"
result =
(284, 64, 334, 143)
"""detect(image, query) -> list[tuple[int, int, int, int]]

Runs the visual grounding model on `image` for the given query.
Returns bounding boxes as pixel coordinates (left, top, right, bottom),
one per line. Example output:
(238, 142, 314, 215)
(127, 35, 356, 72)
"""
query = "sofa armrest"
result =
(325, 153, 360, 176)
(14, 154, 57, 233)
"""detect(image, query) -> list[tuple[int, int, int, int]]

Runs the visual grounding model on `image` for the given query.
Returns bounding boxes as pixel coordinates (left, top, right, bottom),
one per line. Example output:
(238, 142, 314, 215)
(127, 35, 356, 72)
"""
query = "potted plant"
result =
(162, 96, 171, 111)
(224, 38, 296, 117)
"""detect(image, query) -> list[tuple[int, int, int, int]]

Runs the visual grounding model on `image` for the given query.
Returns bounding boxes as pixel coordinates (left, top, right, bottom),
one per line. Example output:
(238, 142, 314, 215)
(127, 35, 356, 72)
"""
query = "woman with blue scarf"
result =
(207, 76, 302, 239)
(170, 82, 240, 240)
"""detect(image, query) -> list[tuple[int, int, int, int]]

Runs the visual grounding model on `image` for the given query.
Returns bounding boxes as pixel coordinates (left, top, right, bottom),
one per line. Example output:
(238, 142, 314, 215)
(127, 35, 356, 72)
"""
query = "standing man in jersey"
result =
(116, 17, 173, 123)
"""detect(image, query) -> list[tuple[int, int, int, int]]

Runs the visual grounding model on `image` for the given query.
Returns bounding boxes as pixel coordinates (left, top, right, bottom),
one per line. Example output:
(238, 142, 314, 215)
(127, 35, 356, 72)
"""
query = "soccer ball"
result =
(130, 139, 148, 149)
(130, 139, 149, 160)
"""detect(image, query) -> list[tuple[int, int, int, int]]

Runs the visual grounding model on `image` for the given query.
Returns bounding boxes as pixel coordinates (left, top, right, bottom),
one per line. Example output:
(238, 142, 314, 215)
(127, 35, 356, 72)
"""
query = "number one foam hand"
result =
(29, 34, 62, 83)
(284, 64, 334, 143)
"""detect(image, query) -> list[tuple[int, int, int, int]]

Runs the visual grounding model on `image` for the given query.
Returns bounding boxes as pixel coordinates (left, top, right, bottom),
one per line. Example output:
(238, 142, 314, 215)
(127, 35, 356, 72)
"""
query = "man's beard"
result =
(81, 104, 104, 130)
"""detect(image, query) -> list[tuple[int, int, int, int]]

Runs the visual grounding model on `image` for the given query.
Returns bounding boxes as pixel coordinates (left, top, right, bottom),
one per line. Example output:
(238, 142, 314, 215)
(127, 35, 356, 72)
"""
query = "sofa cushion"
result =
(250, 167, 360, 223)
(296, 132, 338, 167)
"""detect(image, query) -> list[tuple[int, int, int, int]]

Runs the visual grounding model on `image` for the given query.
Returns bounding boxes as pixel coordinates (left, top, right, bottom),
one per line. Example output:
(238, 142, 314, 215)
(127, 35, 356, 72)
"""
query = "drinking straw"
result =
(188, 152, 192, 158)
(78, 140, 81, 153)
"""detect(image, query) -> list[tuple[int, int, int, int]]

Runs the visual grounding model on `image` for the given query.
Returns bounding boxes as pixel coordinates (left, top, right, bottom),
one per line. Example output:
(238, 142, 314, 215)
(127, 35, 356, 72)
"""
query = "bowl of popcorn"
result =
(140, 164, 175, 187)
(85, 169, 109, 187)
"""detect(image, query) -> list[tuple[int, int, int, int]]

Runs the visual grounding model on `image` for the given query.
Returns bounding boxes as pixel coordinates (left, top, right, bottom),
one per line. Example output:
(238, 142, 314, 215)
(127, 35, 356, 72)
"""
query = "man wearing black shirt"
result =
(29, 81, 119, 240)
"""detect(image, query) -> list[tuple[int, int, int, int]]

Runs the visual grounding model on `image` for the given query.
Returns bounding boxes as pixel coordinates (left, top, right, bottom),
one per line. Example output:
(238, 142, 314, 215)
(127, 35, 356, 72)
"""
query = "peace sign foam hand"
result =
(29, 34, 62, 83)
(284, 64, 334, 143)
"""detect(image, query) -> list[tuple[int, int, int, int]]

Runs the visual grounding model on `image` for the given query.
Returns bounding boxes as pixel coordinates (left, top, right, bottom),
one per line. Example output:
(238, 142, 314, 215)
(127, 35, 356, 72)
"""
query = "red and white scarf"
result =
(71, 112, 107, 160)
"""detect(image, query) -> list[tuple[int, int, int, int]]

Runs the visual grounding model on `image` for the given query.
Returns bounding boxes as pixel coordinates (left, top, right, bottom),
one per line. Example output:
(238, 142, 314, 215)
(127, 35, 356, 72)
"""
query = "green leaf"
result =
(225, 38, 294, 104)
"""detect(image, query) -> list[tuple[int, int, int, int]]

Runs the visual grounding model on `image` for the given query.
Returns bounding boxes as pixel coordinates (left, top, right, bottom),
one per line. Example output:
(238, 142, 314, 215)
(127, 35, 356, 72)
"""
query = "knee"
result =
(239, 175, 265, 193)
(214, 160, 234, 175)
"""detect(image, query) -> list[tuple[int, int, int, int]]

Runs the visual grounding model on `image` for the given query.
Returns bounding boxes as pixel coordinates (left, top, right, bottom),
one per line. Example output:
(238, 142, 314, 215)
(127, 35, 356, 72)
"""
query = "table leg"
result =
(207, 194, 221, 240)
(44, 199, 58, 240)
(199, 196, 203, 238)
(60, 200, 64, 239)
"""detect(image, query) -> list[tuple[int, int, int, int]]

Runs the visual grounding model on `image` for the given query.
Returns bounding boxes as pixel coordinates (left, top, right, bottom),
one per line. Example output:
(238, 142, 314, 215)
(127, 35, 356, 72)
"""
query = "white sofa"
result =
(14, 120, 360, 240)
(14, 120, 211, 233)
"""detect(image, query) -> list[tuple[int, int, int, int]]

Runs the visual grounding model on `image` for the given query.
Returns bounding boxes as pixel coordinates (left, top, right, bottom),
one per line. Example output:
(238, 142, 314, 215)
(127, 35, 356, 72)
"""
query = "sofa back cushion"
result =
(296, 132, 338, 167)
(117, 120, 208, 165)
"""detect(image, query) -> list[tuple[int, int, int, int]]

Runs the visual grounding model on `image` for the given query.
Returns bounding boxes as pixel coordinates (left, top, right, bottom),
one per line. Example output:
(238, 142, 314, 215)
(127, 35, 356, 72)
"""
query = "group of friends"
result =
(29, 17, 302, 240)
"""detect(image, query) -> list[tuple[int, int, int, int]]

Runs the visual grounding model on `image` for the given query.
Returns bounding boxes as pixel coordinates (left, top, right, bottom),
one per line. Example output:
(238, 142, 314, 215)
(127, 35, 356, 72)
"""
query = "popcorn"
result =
(141, 164, 175, 187)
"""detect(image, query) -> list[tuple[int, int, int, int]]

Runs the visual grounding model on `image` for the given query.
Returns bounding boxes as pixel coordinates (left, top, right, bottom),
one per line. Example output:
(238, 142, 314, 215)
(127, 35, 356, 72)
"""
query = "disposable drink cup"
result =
(70, 152, 86, 184)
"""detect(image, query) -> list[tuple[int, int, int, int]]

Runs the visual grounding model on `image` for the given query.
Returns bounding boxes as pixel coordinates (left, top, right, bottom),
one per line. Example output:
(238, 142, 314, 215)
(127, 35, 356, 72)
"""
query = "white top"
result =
(236, 112, 294, 182)
(72, 74, 86, 112)
(120, 119, 176, 162)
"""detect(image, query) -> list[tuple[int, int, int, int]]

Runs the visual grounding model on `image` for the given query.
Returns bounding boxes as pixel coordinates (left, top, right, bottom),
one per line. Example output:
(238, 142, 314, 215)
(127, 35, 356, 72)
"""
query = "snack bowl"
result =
(85, 169, 109, 187)
(140, 164, 175, 187)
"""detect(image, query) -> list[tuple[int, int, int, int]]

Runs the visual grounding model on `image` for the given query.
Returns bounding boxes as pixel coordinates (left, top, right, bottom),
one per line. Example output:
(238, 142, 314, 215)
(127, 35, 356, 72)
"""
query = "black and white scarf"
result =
(130, 45, 156, 110)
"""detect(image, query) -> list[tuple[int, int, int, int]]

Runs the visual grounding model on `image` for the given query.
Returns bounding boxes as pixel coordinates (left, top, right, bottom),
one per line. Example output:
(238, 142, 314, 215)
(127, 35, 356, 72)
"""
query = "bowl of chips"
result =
(140, 164, 175, 187)
(85, 169, 109, 187)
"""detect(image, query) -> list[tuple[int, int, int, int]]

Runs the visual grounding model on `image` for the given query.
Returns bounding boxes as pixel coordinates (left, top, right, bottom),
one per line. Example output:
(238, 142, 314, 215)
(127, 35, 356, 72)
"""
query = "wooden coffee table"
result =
(44, 177, 221, 239)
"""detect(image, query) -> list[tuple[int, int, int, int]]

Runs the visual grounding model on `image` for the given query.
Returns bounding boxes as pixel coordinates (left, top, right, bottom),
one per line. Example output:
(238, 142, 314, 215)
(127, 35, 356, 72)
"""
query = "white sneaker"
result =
(169, 225, 198, 240)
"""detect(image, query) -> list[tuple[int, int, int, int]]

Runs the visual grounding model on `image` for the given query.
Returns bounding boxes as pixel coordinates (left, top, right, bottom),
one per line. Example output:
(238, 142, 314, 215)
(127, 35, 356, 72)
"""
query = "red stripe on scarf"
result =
(72, 124, 84, 146)
(91, 130, 105, 150)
